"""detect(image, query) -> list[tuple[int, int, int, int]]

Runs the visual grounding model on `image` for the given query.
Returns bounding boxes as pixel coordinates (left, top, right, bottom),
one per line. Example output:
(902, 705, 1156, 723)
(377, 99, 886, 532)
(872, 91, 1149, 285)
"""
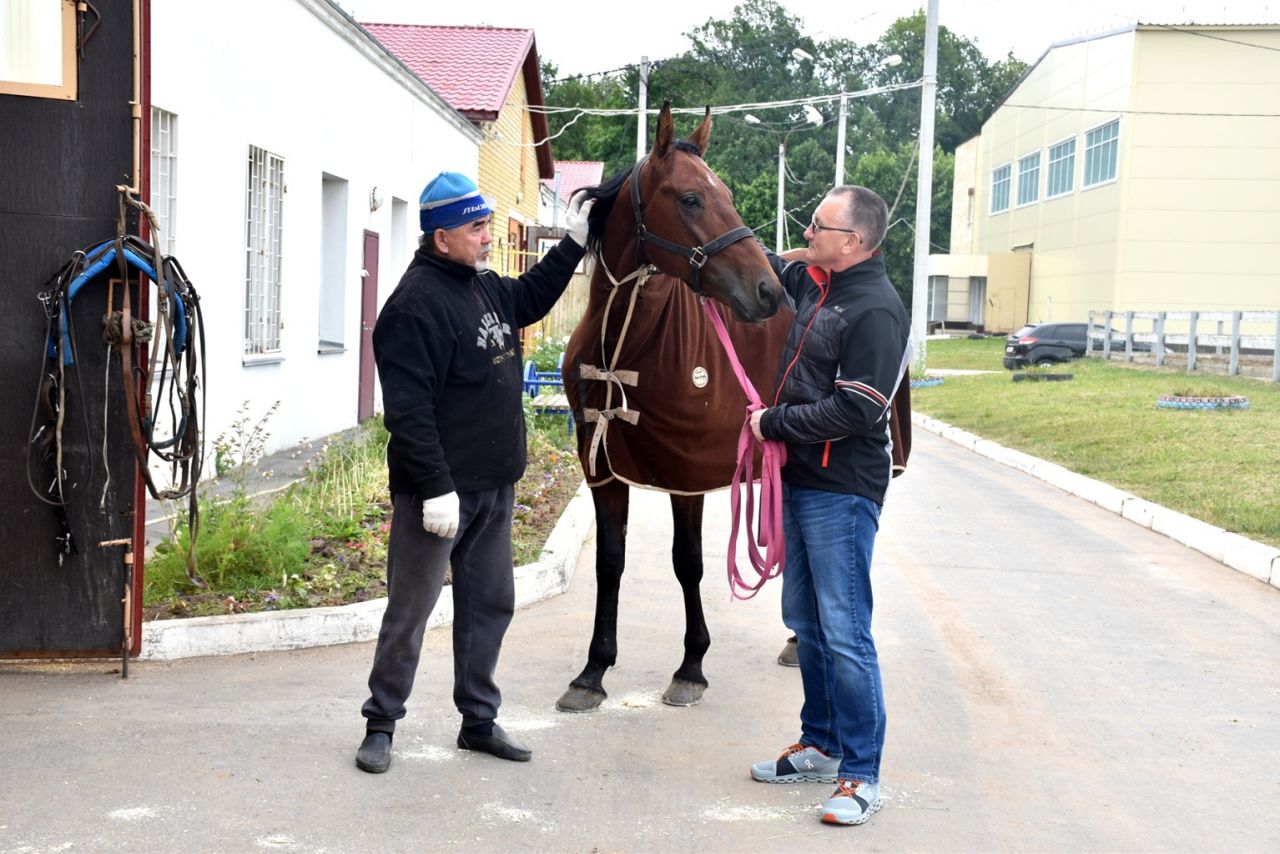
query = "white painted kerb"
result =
(140, 482, 595, 661)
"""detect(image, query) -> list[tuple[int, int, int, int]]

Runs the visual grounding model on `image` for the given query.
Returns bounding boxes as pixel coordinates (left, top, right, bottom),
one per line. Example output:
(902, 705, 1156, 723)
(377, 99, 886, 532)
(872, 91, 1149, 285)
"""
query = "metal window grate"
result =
(149, 107, 178, 256)
(244, 145, 285, 356)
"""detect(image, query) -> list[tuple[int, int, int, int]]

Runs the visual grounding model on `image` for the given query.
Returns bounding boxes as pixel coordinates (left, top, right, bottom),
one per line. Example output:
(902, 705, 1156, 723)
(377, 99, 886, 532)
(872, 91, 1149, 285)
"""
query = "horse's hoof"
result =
(777, 637, 800, 667)
(661, 679, 706, 707)
(556, 686, 606, 713)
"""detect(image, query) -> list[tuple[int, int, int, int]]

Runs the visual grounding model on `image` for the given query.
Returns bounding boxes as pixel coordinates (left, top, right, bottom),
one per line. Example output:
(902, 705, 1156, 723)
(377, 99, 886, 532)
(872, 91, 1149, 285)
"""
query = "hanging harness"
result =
(29, 189, 207, 583)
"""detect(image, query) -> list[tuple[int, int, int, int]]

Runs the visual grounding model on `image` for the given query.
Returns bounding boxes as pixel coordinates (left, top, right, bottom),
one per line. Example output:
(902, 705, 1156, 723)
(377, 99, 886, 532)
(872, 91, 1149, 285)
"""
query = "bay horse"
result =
(556, 102, 794, 712)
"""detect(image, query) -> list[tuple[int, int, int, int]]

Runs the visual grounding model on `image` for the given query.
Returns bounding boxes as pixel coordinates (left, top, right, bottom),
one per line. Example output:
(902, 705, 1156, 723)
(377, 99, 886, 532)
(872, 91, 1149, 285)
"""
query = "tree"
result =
(849, 13, 1028, 153)
(542, 2, 1020, 257)
(845, 141, 955, 306)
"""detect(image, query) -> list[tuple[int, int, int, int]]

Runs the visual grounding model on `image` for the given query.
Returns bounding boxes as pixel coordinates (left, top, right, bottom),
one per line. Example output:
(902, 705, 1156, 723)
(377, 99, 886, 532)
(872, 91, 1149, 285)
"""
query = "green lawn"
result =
(912, 339, 1280, 548)
(919, 335, 1008, 372)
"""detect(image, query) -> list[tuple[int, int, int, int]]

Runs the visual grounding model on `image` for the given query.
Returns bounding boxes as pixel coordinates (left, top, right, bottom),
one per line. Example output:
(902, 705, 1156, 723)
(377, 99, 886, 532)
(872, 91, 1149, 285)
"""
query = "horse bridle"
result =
(628, 155, 755, 295)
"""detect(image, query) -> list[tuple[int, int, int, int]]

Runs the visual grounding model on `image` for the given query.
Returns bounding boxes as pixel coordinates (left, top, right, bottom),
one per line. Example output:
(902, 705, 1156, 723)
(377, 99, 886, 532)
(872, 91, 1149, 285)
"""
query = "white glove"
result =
(564, 191, 595, 248)
(421, 491, 459, 539)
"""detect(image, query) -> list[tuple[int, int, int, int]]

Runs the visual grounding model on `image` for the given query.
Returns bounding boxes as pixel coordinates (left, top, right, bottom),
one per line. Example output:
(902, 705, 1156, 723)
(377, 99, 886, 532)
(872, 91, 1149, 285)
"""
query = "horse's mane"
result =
(582, 141, 704, 257)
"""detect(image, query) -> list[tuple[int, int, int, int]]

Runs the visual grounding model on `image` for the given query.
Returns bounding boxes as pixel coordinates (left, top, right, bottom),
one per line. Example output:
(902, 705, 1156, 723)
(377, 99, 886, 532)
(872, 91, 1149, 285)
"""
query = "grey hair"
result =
(828, 185, 888, 251)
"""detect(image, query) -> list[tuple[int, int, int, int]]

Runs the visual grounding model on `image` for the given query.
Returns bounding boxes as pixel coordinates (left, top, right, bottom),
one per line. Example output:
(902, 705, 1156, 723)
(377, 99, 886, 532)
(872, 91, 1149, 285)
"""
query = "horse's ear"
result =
(687, 106, 712, 155)
(652, 101, 674, 159)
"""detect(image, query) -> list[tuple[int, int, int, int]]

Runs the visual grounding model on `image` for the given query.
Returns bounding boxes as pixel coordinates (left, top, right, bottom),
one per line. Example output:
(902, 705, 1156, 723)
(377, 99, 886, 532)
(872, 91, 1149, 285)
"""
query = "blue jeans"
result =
(781, 483, 884, 783)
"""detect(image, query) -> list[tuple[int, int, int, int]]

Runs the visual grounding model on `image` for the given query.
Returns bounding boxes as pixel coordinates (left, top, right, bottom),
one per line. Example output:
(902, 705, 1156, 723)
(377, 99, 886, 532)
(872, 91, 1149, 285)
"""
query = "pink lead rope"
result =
(701, 299, 787, 600)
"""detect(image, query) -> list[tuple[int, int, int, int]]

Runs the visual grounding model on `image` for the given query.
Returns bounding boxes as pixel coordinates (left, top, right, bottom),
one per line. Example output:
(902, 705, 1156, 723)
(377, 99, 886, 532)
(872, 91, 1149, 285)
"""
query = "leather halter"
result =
(628, 155, 755, 295)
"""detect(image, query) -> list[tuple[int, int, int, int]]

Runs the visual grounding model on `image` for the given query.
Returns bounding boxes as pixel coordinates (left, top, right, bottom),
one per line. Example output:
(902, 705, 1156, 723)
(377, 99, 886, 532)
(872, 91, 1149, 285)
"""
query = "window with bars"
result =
(244, 145, 285, 357)
(149, 107, 178, 256)
(1016, 151, 1041, 207)
(990, 163, 1011, 214)
(1083, 119, 1120, 188)
(1046, 137, 1076, 198)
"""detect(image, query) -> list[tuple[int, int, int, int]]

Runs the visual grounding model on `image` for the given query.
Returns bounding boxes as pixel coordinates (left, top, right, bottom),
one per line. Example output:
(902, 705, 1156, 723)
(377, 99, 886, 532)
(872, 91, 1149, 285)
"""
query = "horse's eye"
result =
(680, 194, 700, 209)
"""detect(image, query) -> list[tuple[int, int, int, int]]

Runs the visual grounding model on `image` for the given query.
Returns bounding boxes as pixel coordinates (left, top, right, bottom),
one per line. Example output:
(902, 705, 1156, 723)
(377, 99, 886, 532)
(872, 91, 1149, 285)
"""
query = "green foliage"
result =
(525, 332, 568, 373)
(543, 1, 1025, 263)
(145, 415, 393, 610)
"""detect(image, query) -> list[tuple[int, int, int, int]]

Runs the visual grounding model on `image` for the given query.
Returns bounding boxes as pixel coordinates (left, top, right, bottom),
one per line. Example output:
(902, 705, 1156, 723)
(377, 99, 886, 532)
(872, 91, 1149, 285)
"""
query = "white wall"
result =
(150, 0, 481, 459)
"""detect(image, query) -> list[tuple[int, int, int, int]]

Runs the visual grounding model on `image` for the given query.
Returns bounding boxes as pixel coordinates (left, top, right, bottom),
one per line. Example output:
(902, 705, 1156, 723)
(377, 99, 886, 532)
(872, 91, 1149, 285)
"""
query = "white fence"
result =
(1087, 310, 1280, 382)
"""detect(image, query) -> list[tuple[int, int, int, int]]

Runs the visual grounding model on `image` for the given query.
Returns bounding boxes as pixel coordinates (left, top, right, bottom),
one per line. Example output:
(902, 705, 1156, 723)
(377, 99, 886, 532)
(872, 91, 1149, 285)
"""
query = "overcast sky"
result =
(341, 0, 1278, 77)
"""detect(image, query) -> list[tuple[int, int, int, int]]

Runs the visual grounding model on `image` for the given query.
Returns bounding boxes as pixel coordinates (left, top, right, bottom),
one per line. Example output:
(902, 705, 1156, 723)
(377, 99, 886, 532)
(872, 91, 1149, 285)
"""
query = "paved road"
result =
(3, 430, 1277, 852)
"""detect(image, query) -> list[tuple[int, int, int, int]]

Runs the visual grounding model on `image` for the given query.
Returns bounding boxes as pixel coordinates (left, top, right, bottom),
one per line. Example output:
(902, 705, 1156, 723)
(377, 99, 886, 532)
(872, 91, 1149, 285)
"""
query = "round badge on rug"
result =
(691, 367, 709, 388)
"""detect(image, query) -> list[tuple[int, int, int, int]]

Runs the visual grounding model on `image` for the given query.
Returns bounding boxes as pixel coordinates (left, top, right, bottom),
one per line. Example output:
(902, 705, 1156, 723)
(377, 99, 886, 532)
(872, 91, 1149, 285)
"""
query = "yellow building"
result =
(361, 23, 554, 273)
(937, 24, 1280, 334)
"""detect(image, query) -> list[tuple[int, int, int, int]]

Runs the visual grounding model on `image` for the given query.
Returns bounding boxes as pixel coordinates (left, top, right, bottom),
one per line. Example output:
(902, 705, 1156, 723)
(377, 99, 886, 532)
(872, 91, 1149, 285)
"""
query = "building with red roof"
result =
(362, 23, 554, 272)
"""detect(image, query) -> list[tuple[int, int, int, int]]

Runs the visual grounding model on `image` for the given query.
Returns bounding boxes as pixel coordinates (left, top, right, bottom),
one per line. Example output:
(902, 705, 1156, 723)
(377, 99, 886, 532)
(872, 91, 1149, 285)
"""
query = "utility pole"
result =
(775, 142, 786, 252)
(835, 93, 848, 186)
(910, 0, 939, 376)
(636, 56, 649, 160)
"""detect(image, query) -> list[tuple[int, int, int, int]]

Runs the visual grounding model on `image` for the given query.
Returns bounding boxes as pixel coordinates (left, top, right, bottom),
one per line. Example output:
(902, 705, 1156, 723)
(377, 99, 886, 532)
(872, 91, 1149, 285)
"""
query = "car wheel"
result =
(1034, 359, 1055, 368)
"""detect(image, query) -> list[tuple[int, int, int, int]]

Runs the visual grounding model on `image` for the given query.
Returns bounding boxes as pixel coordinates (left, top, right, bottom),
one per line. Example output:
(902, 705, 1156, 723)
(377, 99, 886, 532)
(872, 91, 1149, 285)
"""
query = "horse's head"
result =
(584, 102, 782, 323)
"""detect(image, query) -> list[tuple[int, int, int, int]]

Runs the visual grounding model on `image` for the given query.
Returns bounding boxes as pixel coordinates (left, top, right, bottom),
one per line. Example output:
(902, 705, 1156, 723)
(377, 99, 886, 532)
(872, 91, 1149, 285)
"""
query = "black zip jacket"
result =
(374, 236, 585, 500)
(759, 250, 911, 503)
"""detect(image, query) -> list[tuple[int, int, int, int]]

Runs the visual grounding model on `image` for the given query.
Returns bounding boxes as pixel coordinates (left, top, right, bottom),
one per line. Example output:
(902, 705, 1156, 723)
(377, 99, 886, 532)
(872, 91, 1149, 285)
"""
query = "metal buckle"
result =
(689, 247, 707, 269)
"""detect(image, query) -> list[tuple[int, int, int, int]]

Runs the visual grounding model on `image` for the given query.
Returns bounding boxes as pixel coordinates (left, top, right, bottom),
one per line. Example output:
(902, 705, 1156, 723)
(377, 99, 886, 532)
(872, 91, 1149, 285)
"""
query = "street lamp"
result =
(745, 108, 824, 252)
(834, 53, 902, 186)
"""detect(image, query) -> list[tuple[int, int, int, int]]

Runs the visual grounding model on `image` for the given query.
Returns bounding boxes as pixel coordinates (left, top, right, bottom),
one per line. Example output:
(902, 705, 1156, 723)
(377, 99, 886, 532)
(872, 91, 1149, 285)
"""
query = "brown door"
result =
(358, 230, 379, 421)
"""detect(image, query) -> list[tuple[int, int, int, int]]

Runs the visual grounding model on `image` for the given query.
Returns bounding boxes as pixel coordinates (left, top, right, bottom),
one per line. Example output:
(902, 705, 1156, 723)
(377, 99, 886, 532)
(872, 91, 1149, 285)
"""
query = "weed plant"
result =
(145, 407, 392, 614)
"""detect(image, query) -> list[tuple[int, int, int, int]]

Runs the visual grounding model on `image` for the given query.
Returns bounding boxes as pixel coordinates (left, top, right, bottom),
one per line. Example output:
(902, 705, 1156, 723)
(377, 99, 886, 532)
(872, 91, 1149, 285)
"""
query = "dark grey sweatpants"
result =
(361, 486, 515, 733)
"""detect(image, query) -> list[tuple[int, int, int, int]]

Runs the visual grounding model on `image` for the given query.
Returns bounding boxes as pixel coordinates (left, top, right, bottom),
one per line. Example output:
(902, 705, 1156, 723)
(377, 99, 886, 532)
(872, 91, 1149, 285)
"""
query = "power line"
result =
(535, 80, 923, 119)
(1002, 103, 1280, 118)
(1150, 24, 1280, 54)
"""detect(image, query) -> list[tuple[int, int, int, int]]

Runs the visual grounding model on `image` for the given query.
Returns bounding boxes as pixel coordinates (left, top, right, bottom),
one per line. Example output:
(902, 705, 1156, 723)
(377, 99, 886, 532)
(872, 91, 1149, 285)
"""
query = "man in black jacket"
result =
(355, 172, 592, 774)
(746, 186, 911, 826)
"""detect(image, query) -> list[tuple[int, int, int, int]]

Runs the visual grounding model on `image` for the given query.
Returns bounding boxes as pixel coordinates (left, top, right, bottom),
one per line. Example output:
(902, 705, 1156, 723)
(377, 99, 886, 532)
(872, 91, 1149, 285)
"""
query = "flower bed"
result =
(1156, 394, 1250, 411)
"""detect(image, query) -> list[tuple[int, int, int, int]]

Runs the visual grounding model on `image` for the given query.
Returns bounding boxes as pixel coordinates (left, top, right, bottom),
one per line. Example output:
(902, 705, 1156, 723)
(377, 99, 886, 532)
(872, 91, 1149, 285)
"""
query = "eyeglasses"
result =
(809, 217, 858, 237)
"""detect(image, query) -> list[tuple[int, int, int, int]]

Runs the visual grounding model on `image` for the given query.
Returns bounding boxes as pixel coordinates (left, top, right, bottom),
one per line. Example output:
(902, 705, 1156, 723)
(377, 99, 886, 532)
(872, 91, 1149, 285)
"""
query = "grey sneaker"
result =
(821, 778, 881, 825)
(750, 742, 840, 783)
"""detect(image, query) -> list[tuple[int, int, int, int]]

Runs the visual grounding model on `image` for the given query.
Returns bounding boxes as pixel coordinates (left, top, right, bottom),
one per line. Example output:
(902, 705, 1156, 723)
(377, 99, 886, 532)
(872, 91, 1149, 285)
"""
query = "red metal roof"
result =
(362, 24, 532, 119)
(542, 161, 606, 204)
(361, 23, 554, 178)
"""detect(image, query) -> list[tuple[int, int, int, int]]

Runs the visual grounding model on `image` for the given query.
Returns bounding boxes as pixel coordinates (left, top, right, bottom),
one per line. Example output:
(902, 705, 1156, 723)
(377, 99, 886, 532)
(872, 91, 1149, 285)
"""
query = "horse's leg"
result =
(662, 493, 710, 707)
(556, 478, 629, 712)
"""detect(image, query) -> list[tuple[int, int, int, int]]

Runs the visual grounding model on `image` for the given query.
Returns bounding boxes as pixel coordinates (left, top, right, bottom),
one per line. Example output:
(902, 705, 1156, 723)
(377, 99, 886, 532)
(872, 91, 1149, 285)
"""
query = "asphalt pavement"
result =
(3, 429, 1278, 853)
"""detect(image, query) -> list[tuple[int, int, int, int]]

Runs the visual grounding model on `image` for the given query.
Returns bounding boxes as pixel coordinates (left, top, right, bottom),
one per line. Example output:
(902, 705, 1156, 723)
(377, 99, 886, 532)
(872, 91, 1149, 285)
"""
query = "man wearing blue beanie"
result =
(356, 171, 594, 774)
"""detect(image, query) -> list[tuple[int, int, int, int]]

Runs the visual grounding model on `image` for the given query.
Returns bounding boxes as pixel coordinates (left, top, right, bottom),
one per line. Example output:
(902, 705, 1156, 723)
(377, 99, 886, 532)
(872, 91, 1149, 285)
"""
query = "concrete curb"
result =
(913, 413, 1280, 590)
(139, 482, 596, 661)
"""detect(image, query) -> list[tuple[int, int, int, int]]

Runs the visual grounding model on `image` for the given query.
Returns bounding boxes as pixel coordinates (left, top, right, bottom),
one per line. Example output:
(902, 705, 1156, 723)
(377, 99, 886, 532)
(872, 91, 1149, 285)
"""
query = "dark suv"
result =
(1003, 322, 1089, 369)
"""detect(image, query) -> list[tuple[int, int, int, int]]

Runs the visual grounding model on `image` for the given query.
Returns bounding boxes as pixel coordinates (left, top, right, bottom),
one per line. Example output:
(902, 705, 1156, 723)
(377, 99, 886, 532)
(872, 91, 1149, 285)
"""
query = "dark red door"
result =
(358, 230, 379, 421)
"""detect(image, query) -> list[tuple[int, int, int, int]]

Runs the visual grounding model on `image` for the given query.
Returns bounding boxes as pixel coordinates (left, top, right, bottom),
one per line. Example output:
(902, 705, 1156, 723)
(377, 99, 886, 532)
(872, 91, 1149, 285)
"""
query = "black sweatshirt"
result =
(373, 236, 585, 500)
(759, 251, 911, 504)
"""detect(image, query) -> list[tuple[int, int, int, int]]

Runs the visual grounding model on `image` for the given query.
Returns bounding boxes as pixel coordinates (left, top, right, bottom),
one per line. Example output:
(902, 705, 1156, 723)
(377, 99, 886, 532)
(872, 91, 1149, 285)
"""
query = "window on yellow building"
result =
(1046, 137, 1076, 198)
(1016, 151, 1040, 207)
(1083, 119, 1119, 188)
(990, 163, 1011, 214)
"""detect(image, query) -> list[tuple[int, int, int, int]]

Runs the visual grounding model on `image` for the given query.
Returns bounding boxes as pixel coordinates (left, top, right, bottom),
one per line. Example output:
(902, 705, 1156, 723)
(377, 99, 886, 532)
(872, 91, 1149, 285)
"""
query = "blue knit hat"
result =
(419, 172, 491, 231)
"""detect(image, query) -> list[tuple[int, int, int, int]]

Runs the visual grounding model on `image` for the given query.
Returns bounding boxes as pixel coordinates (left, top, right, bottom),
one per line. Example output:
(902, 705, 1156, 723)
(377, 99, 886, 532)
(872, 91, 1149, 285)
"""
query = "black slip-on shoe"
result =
(356, 731, 392, 774)
(456, 723, 531, 762)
